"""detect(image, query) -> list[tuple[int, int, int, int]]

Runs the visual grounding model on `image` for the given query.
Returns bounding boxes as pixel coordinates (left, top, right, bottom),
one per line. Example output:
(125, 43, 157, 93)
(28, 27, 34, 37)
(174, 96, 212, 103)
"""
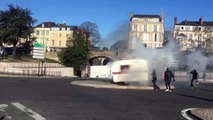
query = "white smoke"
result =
(100, 20, 129, 49)
(121, 38, 179, 80)
(186, 51, 208, 73)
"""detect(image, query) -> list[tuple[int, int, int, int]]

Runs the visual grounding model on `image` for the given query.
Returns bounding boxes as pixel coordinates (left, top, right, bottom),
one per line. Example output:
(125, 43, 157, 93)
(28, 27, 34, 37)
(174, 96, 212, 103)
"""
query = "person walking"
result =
(190, 69, 198, 89)
(202, 72, 206, 81)
(151, 69, 160, 90)
(164, 68, 175, 92)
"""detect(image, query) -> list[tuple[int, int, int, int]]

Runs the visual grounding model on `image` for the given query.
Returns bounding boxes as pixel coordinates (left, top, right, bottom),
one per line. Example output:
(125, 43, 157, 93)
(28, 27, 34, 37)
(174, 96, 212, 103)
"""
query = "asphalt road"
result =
(0, 77, 213, 120)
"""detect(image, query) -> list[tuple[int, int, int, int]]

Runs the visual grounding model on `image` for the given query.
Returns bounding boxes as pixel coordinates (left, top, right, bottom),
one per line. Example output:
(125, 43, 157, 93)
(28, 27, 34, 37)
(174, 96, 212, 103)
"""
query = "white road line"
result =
(0, 104, 8, 112)
(181, 108, 195, 120)
(11, 102, 46, 120)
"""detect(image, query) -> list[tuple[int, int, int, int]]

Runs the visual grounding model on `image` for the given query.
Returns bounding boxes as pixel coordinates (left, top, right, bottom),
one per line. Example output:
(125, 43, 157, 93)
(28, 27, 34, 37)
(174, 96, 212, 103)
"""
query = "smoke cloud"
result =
(99, 20, 129, 48)
(100, 19, 212, 86)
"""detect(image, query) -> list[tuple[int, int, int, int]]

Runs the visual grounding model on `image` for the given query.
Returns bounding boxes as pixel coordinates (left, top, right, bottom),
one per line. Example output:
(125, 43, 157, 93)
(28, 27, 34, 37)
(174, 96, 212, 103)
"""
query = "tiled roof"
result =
(35, 22, 78, 30)
(176, 20, 213, 26)
(35, 22, 57, 27)
(130, 14, 162, 21)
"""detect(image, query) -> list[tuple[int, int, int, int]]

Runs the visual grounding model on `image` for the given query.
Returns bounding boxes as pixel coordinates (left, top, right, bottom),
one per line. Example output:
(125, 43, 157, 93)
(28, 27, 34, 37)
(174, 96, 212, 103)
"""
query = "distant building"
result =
(129, 14, 164, 49)
(33, 22, 78, 52)
(173, 17, 213, 51)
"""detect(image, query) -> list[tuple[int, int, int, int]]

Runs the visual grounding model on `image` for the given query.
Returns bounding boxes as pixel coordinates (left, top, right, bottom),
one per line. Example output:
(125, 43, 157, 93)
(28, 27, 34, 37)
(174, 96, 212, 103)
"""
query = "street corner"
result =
(70, 80, 155, 90)
(181, 108, 213, 120)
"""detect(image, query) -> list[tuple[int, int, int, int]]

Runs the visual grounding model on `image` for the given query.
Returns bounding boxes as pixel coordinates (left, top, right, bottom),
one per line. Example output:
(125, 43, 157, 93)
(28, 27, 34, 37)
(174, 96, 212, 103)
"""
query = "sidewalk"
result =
(191, 108, 213, 120)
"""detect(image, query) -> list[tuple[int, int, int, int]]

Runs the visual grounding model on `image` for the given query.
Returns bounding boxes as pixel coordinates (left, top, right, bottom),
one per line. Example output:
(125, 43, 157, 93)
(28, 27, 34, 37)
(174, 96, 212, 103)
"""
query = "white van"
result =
(110, 59, 149, 83)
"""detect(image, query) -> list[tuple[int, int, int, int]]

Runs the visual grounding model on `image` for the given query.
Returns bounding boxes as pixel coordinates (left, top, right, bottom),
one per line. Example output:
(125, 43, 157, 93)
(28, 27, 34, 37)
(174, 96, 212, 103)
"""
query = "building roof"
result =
(130, 14, 162, 21)
(35, 22, 57, 27)
(35, 22, 78, 30)
(176, 20, 213, 26)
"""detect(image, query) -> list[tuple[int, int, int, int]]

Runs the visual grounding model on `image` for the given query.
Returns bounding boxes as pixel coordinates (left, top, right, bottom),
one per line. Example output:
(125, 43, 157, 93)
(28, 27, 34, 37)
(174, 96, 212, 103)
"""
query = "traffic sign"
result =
(33, 42, 46, 59)
(33, 42, 45, 48)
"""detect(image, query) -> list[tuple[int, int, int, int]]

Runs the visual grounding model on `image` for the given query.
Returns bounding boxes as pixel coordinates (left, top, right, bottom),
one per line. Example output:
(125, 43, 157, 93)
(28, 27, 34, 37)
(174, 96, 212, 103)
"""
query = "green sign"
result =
(33, 42, 45, 48)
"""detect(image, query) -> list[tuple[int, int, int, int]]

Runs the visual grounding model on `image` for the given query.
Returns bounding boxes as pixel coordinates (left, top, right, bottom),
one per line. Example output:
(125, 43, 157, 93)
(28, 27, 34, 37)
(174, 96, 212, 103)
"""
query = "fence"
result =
(0, 62, 63, 68)
(174, 71, 213, 80)
(0, 69, 62, 77)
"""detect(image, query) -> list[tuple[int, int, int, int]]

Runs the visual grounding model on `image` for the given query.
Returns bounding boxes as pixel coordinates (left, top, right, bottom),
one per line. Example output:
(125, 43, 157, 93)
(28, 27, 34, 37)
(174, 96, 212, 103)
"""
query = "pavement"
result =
(190, 108, 213, 120)
(71, 79, 213, 120)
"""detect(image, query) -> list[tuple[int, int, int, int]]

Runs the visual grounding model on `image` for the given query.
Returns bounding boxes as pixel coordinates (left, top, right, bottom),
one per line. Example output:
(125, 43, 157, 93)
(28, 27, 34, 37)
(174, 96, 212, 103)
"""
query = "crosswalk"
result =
(0, 102, 46, 120)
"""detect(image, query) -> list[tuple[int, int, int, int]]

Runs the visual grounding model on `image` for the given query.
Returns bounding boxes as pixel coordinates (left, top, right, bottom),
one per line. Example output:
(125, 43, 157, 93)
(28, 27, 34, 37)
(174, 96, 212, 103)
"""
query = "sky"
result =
(0, 0, 213, 40)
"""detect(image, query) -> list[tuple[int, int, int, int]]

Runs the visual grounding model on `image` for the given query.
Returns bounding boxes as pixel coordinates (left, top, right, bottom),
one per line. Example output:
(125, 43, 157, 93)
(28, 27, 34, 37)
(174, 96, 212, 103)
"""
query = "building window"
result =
(132, 18, 139, 22)
(153, 25, 157, 32)
(144, 25, 147, 32)
(175, 26, 180, 30)
(189, 34, 193, 39)
(41, 30, 44, 35)
(61, 27, 66, 31)
(185, 27, 190, 31)
(181, 27, 184, 30)
(42, 23, 45, 27)
(52, 27, 60, 31)
(132, 25, 138, 31)
(52, 40, 54, 46)
(154, 34, 157, 41)
(46, 31, 49, 36)
(36, 30, 40, 35)
(52, 33, 54, 38)
(143, 18, 148, 22)
(154, 43, 157, 48)
(59, 41, 61, 46)
(66, 34, 69, 38)
(143, 33, 147, 41)
(144, 43, 147, 48)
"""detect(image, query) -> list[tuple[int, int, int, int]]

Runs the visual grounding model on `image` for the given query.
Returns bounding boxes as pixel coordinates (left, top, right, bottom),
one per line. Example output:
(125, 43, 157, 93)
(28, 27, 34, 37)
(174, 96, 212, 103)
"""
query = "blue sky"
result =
(0, 0, 213, 39)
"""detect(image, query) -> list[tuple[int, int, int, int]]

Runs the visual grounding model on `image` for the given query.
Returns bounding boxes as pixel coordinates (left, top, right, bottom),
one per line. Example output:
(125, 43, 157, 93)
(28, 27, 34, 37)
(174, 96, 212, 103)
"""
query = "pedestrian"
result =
(190, 69, 198, 89)
(164, 68, 175, 92)
(151, 69, 160, 90)
(202, 72, 206, 81)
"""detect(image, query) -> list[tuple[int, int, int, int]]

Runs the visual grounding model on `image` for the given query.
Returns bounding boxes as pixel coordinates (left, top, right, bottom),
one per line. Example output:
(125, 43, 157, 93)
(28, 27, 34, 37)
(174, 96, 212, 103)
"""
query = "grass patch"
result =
(0, 54, 59, 63)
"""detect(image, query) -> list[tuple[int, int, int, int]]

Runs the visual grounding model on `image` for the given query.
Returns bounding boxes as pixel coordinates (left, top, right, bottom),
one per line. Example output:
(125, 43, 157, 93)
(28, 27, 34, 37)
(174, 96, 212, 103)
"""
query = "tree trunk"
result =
(12, 39, 17, 58)
(12, 46, 16, 58)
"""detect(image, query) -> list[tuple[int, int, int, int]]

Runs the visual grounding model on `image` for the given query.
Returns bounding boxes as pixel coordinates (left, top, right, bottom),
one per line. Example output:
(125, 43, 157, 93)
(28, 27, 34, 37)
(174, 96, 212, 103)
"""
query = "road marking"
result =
(0, 104, 8, 112)
(0, 104, 12, 119)
(11, 102, 46, 120)
(181, 108, 195, 120)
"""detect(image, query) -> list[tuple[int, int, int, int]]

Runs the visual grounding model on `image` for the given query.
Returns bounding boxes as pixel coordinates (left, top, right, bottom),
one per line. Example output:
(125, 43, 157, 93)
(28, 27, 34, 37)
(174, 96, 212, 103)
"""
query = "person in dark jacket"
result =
(190, 69, 198, 88)
(164, 68, 175, 92)
(151, 69, 160, 90)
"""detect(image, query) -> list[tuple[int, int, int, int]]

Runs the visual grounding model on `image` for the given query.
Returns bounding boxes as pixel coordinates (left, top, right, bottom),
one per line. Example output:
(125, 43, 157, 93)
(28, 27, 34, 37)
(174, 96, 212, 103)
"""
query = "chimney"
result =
(199, 17, 203, 26)
(63, 21, 66, 26)
(161, 9, 164, 22)
(174, 16, 177, 25)
(42, 23, 45, 27)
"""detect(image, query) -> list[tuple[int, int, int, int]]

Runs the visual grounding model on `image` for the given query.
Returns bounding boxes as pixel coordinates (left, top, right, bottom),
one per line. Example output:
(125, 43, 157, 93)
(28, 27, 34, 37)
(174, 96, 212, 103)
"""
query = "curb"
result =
(181, 108, 213, 120)
(71, 80, 154, 90)
(188, 110, 203, 120)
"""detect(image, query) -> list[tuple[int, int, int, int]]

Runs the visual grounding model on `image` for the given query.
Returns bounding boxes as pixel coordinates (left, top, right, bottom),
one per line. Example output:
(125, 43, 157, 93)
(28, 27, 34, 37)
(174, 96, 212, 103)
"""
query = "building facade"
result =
(173, 17, 213, 52)
(129, 14, 164, 49)
(33, 22, 78, 52)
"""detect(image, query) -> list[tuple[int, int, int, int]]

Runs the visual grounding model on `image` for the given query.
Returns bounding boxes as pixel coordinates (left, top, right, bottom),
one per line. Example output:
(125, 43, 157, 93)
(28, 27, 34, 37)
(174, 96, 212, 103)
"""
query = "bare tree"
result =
(178, 26, 213, 56)
(79, 22, 101, 47)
